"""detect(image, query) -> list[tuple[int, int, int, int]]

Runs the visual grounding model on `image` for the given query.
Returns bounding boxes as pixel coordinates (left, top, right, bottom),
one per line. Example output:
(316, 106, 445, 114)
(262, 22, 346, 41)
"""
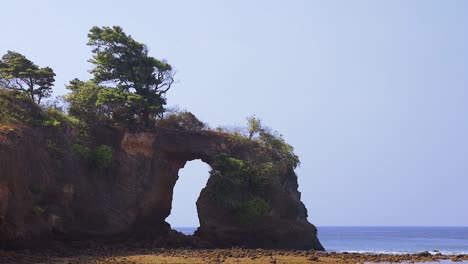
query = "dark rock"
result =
(417, 251, 431, 257)
(0, 125, 323, 250)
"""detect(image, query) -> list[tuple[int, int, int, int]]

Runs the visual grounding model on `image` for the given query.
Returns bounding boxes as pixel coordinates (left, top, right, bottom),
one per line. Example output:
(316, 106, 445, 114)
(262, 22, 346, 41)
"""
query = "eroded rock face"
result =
(0, 125, 323, 250)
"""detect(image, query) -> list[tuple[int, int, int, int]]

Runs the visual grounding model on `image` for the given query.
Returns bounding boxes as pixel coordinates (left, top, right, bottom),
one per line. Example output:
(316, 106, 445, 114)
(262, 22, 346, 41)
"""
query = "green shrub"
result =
(63, 79, 107, 124)
(71, 143, 91, 159)
(246, 115, 262, 139)
(158, 111, 207, 131)
(206, 154, 276, 225)
(90, 145, 113, 168)
(0, 89, 87, 136)
(0, 89, 45, 125)
(42, 107, 82, 128)
(235, 196, 269, 225)
(227, 131, 253, 146)
(223, 116, 300, 169)
(96, 87, 151, 126)
(32, 206, 45, 215)
(248, 162, 282, 199)
(41, 118, 61, 127)
(259, 130, 300, 168)
(72, 144, 112, 169)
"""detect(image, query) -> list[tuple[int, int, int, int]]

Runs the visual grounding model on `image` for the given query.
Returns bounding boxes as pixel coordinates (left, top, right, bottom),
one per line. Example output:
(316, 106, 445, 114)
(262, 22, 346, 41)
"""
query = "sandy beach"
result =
(1, 247, 467, 264)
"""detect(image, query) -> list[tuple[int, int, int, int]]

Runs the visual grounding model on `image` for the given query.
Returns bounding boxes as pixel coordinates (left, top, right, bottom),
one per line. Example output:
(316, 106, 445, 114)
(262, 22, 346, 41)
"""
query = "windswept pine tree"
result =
(0, 51, 55, 104)
(87, 26, 174, 127)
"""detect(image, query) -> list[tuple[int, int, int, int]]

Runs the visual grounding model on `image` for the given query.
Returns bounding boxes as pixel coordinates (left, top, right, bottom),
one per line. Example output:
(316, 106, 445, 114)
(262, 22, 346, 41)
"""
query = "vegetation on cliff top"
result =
(0, 89, 78, 129)
(207, 116, 300, 226)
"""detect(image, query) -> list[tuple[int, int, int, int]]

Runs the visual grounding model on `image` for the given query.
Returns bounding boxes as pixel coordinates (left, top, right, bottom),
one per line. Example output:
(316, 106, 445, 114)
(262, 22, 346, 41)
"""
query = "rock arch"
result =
(0, 126, 323, 250)
(121, 129, 323, 249)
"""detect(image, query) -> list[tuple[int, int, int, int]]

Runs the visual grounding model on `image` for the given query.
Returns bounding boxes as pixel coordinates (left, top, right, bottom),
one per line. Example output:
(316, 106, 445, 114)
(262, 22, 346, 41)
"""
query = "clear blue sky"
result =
(2, 0, 467, 226)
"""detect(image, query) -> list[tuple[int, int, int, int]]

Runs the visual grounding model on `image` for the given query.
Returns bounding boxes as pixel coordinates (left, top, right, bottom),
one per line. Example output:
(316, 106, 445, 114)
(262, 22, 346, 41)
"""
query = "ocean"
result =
(173, 226, 468, 255)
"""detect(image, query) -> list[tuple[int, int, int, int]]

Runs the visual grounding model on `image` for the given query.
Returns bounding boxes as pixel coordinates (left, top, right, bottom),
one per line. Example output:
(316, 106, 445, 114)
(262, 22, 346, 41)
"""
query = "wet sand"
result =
(1, 247, 467, 264)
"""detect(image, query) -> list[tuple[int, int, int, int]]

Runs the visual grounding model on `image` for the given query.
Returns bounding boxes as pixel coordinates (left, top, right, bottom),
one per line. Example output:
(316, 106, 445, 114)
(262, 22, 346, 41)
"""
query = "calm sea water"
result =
(173, 226, 468, 255)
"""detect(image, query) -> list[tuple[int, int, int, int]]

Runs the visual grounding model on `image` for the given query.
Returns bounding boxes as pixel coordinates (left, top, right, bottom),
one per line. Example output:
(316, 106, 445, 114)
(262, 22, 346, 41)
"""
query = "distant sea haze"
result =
(173, 226, 468, 255)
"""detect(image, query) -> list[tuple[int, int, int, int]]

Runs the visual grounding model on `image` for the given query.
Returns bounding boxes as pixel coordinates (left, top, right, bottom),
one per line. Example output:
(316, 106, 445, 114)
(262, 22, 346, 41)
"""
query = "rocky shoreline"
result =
(0, 246, 467, 264)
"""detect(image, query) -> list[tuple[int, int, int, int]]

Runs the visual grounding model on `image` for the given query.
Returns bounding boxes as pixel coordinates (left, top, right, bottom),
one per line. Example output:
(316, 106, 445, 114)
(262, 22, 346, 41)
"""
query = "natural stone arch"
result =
(122, 128, 323, 249)
(166, 159, 210, 230)
(0, 126, 323, 250)
(120, 129, 227, 239)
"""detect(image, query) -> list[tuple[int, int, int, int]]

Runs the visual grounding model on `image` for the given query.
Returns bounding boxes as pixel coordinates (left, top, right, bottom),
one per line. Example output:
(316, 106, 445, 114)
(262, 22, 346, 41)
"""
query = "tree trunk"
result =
(142, 108, 150, 128)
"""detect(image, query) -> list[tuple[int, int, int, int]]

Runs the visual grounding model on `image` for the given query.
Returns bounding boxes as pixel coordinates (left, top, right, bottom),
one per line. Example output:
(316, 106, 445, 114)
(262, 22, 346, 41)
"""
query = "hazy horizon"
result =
(2, 0, 467, 227)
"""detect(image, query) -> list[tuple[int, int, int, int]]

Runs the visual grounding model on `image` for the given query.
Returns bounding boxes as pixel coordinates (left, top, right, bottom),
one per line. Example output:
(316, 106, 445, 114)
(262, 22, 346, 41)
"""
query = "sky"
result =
(1, 0, 467, 227)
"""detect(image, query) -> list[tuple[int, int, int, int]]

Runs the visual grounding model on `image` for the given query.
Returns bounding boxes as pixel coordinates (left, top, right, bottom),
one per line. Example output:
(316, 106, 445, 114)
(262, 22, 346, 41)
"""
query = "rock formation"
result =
(0, 123, 323, 250)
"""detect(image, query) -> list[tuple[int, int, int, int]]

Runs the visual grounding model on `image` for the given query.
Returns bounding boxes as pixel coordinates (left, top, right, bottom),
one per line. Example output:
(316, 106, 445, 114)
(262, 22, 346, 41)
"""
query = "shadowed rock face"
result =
(0, 125, 323, 250)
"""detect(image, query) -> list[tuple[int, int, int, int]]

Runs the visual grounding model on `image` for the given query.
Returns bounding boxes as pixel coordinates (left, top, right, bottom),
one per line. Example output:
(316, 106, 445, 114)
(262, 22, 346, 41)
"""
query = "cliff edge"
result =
(0, 92, 323, 250)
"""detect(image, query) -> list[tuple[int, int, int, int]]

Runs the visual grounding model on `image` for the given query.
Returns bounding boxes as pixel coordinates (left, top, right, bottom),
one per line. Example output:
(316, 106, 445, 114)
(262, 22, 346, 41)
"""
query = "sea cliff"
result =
(0, 93, 323, 250)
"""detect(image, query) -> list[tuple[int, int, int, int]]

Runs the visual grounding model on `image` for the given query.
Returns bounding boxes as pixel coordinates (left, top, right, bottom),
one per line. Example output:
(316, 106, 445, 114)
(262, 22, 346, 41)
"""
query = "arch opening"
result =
(166, 159, 211, 235)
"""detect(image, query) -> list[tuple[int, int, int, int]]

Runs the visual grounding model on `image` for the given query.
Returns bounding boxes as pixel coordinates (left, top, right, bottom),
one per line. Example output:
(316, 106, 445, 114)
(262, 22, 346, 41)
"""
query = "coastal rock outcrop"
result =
(0, 124, 323, 250)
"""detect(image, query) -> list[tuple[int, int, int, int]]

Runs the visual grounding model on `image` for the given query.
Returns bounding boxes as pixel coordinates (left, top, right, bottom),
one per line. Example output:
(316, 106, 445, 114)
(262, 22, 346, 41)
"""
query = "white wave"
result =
(327, 249, 468, 255)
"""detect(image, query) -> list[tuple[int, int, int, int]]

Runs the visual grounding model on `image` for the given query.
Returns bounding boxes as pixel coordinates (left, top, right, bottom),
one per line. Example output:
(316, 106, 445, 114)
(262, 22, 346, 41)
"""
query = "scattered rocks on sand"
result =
(0, 246, 467, 264)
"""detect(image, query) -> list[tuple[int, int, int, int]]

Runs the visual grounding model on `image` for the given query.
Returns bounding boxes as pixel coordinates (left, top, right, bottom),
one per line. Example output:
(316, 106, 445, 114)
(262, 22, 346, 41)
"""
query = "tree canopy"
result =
(63, 79, 105, 123)
(87, 26, 174, 127)
(246, 115, 263, 139)
(0, 51, 55, 104)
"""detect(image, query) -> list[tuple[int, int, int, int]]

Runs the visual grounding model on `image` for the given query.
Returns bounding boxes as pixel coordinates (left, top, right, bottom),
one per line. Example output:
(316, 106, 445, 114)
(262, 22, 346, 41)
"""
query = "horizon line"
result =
(171, 225, 468, 228)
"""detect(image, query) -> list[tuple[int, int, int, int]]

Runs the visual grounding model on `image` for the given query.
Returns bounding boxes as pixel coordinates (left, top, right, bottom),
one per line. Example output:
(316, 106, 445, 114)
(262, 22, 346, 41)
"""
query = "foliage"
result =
(32, 206, 45, 215)
(90, 145, 113, 169)
(1, 84, 110, 170)
(246, 115, 262, 139)
(42, 106, 81, 128)
(0, 89, 45, 125)
(247, 161, 282, 197)
(226, 116, 301, 169)
(207, 154, 275, 225)
(71, 143, 92, 159)
(0, 88, 84, 133)
(258, 130, 300, 168)
(205, 117, 302, 225)
(96, 88, 154, 126)
(157, 111, 207, 131)
(215, 125, 245, 136)
(63, 79, 107, 123)
(207, 155, 249, 205)
(227, 130, 255, 147)
(87, 26, 174, 127)
(73, 143, 113, 168)
(0, 51, 55, 104)
(235, 196, 269, 225)
(65, 79, 150, 127)
(41, 117, 61, 127)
